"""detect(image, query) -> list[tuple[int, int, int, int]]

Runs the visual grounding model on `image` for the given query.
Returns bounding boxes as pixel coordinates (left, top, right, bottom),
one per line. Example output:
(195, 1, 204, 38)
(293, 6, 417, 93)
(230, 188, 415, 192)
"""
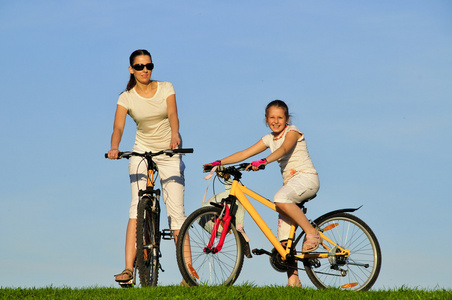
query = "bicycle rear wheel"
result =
(176, 206, 244, 286)
(303, 212, 381, 291)
(136, 196, 160, 287)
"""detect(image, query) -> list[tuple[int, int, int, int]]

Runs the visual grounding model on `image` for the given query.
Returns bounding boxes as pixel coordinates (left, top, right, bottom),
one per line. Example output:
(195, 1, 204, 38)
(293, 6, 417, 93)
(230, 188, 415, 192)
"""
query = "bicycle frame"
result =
(145, 156, 157, 189)
(228, 179, 351, 261)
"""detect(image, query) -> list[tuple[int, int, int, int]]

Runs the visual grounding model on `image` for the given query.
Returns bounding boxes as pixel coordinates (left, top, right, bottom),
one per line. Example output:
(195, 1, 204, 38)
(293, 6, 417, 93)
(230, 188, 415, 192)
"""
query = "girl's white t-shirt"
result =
(261, 125, 317, 183)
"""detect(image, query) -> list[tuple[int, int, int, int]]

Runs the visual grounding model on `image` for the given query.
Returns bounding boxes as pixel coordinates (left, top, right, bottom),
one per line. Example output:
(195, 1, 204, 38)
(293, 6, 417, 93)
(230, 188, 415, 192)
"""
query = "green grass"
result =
(1, 285, 451, 300)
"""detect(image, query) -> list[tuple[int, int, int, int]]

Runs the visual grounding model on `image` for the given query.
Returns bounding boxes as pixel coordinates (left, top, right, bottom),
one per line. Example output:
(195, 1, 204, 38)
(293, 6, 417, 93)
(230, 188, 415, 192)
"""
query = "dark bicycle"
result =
(106, 148, 193, 287)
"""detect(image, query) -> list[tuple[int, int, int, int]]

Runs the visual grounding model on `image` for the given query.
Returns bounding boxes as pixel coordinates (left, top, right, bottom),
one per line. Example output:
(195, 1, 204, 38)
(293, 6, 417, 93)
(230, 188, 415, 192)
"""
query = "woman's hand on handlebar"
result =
(107, 149, 120, 160)
(170, 135, 181, 150)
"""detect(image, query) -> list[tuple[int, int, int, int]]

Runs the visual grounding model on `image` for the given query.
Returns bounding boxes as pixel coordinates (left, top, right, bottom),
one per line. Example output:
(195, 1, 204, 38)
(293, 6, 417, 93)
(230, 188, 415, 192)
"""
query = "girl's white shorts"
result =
(274, 173, 320, 241)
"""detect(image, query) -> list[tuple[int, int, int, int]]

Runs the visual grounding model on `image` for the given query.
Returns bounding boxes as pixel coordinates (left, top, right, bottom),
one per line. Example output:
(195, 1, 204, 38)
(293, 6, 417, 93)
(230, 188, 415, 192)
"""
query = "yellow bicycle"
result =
(176, 163, 381, 290)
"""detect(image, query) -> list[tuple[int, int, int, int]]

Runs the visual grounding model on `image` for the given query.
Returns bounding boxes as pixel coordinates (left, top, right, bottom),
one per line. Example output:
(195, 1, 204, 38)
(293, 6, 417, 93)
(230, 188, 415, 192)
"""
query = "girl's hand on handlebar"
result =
(246, 158, 267, 171)
(203, 160, 221, 171)
(108, 149, 120, 160)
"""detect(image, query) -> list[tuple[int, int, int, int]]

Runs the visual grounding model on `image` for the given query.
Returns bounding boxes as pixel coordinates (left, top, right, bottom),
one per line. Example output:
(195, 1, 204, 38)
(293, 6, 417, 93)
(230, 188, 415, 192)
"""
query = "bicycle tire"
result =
(176, 205, 245, 286)
(136, 196, 160, 287)
(302, 212, 381, 291)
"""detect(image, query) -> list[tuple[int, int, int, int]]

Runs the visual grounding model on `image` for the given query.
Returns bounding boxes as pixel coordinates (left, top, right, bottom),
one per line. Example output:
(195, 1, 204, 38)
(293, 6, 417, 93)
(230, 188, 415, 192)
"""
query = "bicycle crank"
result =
(252, 248, 272, 256)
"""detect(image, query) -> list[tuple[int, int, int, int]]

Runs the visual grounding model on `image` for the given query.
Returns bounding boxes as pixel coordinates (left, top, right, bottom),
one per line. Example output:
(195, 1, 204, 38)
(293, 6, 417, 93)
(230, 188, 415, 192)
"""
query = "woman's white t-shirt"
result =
(117, 81, 176, 152)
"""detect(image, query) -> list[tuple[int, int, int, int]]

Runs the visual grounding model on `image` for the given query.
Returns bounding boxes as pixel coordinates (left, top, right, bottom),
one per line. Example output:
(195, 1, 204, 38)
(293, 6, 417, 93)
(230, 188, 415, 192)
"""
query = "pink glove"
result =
(250, 158, 268, 168)
(208, 160, 221, 167)
(203, 160, 221, 171)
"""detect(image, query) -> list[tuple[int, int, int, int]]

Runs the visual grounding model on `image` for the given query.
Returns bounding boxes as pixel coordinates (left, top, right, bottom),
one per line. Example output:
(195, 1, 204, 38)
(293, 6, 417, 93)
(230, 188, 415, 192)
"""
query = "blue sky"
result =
(1, 0, 451, 290)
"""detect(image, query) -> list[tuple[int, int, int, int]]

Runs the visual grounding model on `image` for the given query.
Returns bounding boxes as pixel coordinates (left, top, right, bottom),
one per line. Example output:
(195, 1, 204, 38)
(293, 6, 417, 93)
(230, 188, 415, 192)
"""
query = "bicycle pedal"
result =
(161, 229, 174, 240)
(118, 280, 134, 288)
(252, 248, 271, 256)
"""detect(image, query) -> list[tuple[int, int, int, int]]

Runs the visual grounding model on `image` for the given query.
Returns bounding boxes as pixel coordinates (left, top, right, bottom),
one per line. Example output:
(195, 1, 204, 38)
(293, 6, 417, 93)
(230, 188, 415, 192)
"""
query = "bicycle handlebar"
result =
(204, 163, 265, 174)
(105, 148, 194, 159)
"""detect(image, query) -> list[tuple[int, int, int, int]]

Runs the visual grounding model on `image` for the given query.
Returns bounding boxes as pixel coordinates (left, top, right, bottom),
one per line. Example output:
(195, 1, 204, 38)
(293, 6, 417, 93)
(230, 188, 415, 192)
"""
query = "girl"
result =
(203, 100, 320, 287)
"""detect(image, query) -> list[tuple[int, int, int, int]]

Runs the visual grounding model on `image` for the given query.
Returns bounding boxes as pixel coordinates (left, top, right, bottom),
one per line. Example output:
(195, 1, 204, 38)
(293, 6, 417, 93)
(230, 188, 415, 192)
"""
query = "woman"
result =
(203, 100, 320, 287)
(107, 49, 187, 283)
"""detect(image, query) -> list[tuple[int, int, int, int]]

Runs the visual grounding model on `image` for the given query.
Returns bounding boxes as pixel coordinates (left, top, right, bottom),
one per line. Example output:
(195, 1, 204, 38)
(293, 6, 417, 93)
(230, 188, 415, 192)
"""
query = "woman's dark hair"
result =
(126, 49, 152, 91)
(265, 99, 291, 123)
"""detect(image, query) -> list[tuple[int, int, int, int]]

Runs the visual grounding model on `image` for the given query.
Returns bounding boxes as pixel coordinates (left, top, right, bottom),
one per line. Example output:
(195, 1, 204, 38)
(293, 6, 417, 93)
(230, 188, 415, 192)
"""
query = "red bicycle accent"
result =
(204, 205, 231, 253)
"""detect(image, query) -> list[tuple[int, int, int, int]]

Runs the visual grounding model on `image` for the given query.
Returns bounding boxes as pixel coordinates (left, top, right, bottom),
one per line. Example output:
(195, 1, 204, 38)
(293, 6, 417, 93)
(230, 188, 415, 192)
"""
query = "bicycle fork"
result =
(204, 205, 232, 254)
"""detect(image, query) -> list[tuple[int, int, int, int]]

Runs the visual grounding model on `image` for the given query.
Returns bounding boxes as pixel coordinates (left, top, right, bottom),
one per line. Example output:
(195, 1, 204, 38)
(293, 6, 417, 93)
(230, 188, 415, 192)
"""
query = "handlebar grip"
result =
(203, 165, 214, 172)
(105, 152, 128, 159)
(173, 148, 194, 154)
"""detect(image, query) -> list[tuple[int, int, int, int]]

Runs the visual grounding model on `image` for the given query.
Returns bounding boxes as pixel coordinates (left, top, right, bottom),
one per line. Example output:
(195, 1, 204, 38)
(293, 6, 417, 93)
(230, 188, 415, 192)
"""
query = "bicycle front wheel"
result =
(303, 212, 381, 291)
(176, 206, 244, 286)
(136, 196, 160, 287)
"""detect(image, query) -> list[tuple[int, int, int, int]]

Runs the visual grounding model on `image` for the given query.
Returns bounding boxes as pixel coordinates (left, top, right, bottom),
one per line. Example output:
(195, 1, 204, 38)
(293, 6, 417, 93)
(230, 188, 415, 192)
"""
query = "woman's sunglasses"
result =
(132, 63, 154, 71)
